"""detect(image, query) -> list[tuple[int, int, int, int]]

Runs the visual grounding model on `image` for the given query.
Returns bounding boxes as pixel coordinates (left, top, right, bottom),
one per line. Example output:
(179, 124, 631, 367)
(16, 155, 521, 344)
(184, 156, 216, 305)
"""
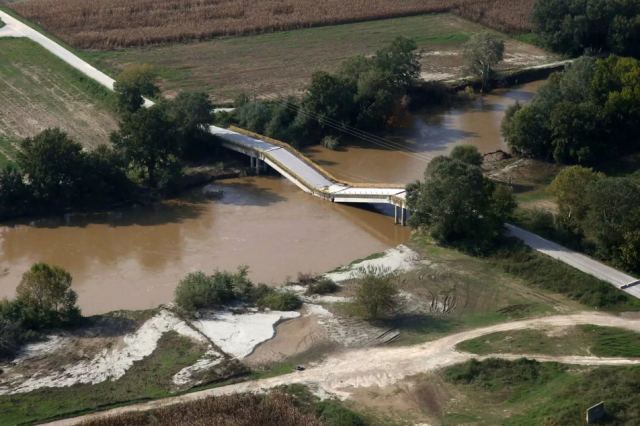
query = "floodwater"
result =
(306, 81, 542, 184)
(0, 81, 541, 315)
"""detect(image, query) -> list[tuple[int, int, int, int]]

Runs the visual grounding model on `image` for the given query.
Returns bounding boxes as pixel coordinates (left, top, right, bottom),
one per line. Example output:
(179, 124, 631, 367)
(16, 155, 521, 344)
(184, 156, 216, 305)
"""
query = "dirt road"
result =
(48, 312, 640, 425)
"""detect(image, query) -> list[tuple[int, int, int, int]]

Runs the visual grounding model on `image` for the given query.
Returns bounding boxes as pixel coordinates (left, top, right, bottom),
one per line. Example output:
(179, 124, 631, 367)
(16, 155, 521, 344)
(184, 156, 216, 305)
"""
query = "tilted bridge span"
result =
(210, 126, 409, 225)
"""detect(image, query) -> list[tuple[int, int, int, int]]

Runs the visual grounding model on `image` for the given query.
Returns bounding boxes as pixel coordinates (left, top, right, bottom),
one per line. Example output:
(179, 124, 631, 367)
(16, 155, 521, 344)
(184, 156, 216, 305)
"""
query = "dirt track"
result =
(49, 312, 640, 425)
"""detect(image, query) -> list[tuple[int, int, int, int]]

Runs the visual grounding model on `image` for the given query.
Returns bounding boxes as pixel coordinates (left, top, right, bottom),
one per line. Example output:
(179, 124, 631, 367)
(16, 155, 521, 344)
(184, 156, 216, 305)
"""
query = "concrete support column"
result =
(250, 156, 255, 169)
(255, 158, 261, 175)
(394, 205, 398, 224)
(401, 208, 407, 226)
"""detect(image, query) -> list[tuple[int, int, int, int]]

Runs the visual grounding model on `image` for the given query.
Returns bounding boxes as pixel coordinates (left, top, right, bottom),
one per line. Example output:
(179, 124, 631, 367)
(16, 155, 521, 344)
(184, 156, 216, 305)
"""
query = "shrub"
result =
(354, 267, 399, 320)
(174, 270, 237, 312)
(315, 400, 366, 426)
(306, 278, 339, 295)
(321, 136, 341, 150)
(258, 291, 302, 311)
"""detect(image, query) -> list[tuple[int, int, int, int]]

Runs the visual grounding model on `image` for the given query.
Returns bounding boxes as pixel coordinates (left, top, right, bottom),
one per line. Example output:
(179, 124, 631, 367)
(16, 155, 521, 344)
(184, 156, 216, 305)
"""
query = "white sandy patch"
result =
(10, 335, 71, 363)
(172, 348, 223, 387)
(325, 245, 421, 283)
(284, 285, 352, 304)
(191, 310, 300, 359)
(422, 50, 460, 57)
(0, 310, 204, 395)
(420, 71, 457, 81)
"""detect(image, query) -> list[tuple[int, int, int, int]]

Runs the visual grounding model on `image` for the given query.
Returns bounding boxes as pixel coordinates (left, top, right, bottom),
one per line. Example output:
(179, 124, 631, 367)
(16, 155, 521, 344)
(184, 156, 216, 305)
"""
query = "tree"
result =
(463, 33, 505, 92)
(111, 105, 180, 188)
(583, 177, 640, 260)
(550, 166, 604, 229)
(450, 145, 483, 166)
(0, 165, 30, 219)
(408, 155, 515, 251)
(113, 64, 159, 114)
(17, 128, 85, 206)
(16, 263, 79, 328)
(165, 91, 215, 157)
(355, 267, 399, 320)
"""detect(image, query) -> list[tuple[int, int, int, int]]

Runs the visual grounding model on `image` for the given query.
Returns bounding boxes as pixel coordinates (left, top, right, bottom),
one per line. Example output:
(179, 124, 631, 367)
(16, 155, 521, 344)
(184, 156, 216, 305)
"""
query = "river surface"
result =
(0, 82, 541, 315)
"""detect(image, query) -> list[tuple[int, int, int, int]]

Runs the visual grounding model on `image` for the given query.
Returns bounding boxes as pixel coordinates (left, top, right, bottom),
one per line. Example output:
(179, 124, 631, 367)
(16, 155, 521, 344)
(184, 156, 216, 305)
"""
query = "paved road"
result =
(47, 312, 640, 425)
(507, 224, 639, 293)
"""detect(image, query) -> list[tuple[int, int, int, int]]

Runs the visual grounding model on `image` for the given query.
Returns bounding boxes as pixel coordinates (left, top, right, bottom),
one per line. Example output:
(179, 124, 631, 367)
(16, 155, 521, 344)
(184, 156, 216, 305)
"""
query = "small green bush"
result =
(174, 271, 236, 312)
(355, 267, 399, 320)
(315, 400, 366, 426)
(306, 278, 339, 295)
(258, 291, 302, 311)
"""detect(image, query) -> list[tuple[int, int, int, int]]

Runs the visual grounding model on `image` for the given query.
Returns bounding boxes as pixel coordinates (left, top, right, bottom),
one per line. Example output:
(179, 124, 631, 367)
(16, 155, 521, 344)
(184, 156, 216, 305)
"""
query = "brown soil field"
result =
(7, 0, 535, 50)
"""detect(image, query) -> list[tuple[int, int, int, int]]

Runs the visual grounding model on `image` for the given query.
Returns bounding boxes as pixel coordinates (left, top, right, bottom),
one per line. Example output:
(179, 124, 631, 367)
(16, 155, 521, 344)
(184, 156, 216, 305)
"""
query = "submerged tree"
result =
(463, 33, 505, 92)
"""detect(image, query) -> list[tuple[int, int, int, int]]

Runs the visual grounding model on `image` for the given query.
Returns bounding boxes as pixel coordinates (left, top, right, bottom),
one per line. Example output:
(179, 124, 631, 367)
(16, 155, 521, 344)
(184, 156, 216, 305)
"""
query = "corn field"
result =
(8, 0, 535, 49)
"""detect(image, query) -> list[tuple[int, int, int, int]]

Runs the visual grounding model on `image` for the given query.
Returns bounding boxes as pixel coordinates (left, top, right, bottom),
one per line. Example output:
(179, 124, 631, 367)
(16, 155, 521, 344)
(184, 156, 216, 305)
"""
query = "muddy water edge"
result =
(0, 81, 542, 315)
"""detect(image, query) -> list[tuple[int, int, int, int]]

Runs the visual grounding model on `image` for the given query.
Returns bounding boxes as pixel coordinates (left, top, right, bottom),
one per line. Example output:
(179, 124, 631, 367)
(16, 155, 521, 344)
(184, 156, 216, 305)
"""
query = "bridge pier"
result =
(394, 205, 407, 226)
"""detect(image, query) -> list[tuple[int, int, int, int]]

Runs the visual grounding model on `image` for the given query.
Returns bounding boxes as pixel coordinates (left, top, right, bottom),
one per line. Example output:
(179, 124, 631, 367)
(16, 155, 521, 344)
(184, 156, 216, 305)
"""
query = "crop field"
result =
(86, 14, 553, 103)
(6, 0, 535, 49)
(0, 38, 118, 154)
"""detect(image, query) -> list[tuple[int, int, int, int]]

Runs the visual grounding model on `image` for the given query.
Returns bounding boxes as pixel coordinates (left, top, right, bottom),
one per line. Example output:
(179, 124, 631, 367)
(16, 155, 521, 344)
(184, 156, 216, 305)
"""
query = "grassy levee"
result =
(457, 325, 640, 357)
(442, 359, 640, 424)
(0, 37, 118, 148)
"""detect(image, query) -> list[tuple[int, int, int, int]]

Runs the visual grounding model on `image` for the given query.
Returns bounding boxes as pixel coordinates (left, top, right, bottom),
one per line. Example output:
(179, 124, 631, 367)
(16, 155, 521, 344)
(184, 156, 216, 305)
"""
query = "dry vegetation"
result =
(80, 392, 321, 426)
(8, 0, 535, 49)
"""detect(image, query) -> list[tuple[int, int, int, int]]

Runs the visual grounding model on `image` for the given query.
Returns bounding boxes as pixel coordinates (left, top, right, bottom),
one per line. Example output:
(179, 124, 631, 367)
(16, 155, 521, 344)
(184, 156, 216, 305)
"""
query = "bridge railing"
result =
(228, 126, 406, 191)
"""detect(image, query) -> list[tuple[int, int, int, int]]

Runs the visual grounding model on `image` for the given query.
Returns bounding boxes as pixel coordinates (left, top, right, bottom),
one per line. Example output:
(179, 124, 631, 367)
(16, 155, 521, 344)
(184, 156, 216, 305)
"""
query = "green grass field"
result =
(442, 359, 640, 425)
(457, 325, 640, 357)
(85, 13, 553, 103)
(0, 38, 118, 150)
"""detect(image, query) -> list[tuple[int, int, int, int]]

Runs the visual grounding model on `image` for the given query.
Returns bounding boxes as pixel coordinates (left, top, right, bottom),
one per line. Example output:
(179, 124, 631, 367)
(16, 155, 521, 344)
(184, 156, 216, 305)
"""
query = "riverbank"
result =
(5, 232, 640, 424)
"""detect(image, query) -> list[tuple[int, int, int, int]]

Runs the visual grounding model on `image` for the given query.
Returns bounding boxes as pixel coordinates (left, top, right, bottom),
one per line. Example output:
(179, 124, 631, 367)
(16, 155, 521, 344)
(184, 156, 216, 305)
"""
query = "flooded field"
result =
(0, 82, 541, 315)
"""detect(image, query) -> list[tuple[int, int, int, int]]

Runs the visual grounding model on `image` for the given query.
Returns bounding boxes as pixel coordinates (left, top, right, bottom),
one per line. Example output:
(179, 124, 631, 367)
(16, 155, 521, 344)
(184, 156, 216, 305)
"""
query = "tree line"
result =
(502, 55, 640, 165)
(542, 167, 640, 273)
(533, 0, 640, 58)
(216, 37, 420, 149)
(0, 66, 216, 221)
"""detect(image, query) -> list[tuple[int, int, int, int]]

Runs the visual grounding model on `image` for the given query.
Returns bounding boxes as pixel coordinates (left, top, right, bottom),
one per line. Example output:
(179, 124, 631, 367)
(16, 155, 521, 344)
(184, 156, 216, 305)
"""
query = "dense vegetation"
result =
(445, 359, 640, 425)
(8, 0, 535, 50)
(533, 0, 640, 57)
(0, 67, 217, 221)
(174, 267, 301, 314)
(522, 166, 640, 273)
(407, 145, 516, 252)
(0, 263, 80, 360)
(502, 56, 640, 165)
(354, 267, 399, 321)
(492, 240, 640, 310)
(218, 37, 419, 149)
(463, 32, 505, 92)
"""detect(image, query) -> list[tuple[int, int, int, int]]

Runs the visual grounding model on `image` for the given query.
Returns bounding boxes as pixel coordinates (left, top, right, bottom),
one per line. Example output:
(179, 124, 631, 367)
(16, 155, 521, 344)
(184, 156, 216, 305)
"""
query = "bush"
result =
(321, 136, 341, 150)
(306, 278, 339, 295)
(315, 400, 366, 426)
(174, 270, 238, 312)
(354, 267, 399, 320)
(258, 291, 302, 311)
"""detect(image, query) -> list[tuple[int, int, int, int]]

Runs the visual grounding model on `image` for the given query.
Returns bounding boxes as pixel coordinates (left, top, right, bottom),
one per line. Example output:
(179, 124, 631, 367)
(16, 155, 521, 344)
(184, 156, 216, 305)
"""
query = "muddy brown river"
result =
(0, 82, 541, 315)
